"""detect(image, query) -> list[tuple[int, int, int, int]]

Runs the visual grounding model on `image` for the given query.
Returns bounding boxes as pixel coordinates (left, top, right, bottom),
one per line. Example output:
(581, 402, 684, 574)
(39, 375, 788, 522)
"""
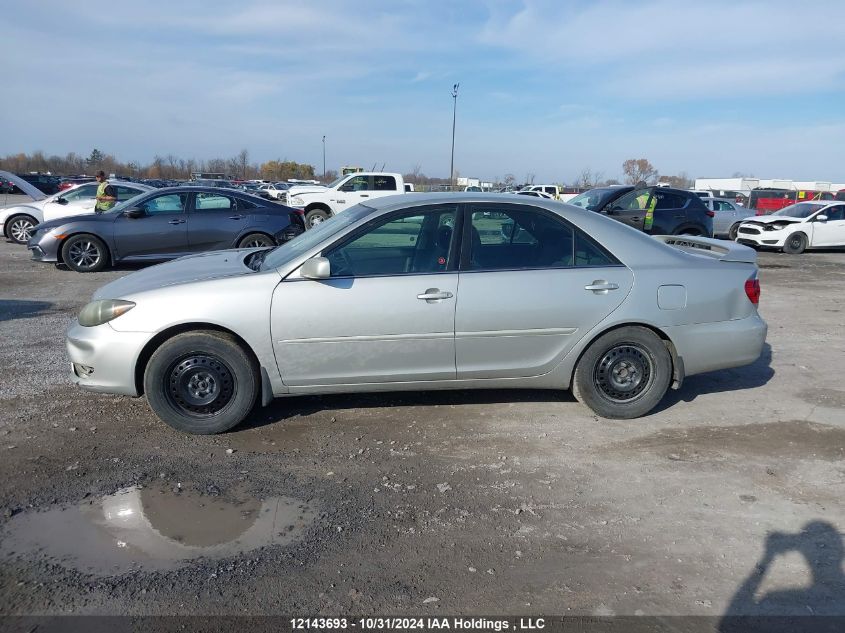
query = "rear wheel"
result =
(61, 234, 109, 272)
(305, 208, 330, 228)
(782, 232, 807, 255)
(237, 232, 274, 248)
(144, 331, 259, 434)
(7, 214, 37, 244)
(572, 326, 672, 419)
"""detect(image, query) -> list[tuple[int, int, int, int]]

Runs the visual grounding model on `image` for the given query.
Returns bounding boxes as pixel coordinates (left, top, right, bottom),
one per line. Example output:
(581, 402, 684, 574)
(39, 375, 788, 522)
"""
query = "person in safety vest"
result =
(634, 186, 657, 232)
(94, 170, 117, 213)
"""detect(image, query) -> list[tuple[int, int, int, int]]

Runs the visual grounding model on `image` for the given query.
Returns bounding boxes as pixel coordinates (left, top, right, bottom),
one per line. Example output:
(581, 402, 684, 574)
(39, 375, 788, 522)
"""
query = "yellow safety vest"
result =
(96, 181, 115, 212)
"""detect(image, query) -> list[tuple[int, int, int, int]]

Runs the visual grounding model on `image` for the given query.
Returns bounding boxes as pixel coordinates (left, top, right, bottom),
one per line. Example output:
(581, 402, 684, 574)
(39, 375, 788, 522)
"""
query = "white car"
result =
(0, 176, 153, 244)
(258, 183, 290, 199)
(735, 201, 845, 254)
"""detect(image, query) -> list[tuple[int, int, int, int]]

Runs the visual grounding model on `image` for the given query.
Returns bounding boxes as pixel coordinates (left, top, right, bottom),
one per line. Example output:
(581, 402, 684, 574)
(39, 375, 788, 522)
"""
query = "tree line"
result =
(1, 149, 698, 189)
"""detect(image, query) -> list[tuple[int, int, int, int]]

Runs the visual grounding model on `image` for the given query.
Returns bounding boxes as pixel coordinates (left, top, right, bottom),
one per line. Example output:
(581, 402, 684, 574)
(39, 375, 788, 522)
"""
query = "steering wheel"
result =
(328, 249, 354, 276)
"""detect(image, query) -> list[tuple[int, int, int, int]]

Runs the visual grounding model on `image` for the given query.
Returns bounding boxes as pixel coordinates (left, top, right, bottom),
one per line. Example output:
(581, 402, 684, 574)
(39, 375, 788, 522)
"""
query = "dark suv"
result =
(570, 186, 714, 237)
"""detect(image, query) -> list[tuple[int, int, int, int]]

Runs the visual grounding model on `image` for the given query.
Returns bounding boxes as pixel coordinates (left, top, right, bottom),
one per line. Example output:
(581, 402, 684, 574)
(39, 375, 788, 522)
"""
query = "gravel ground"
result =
(0, 238, 844, 619)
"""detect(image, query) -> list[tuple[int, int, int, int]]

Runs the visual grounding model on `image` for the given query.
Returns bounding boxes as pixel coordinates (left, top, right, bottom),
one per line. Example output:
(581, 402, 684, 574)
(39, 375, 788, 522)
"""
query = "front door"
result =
(271, 205, 459, 386)
(113, 192, 190, 260)
(604, 188, 651, 230)
(42, 184, 99, 221)
(455, 204, 633, 379)
(811, 205, 845, 247)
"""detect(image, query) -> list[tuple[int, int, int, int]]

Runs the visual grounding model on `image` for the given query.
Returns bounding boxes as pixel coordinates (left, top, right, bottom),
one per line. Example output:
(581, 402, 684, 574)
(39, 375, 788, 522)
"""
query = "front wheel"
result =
(305, 209, 330, 228)
(7, 214, 38, 244)
(238, 232, 274, 248)
(144, 331, 259, 434)
(61, 234, 109, 272)
(782, 232, 807, 255)
(571, 326, 672, 419)
(728, 223, 740, 240)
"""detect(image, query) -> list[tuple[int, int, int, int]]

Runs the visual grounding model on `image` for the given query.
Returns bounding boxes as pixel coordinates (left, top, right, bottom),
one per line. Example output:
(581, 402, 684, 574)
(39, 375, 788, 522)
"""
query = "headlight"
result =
(290, 196, 305, 206)
(78, 299, 136, 327)
(766, 223, 788, 231)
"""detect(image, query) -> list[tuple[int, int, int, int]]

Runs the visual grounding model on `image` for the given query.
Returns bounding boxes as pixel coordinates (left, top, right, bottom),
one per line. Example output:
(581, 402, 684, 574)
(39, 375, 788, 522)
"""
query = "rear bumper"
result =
(664, 314, 768, 377)
(66, 321, 150, 396)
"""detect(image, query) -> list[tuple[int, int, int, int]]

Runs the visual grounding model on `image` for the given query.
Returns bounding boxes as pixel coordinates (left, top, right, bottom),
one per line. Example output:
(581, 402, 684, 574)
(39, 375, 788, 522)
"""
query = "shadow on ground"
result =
(0, 299, 53, 322)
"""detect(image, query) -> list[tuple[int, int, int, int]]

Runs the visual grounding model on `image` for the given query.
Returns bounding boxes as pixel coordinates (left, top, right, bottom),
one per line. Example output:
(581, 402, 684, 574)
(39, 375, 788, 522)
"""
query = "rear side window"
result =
(194, 193, 234, 211)
(653, 192, 687, 210)
(373, 176, 396, 191)
(116, 186, 143, 201)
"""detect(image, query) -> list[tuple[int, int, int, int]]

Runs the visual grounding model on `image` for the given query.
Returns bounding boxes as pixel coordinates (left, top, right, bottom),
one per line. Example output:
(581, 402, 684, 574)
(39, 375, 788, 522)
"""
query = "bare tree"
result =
(525, 172, 535, 185)
(622, 158, 659, 185)
(576, 168, 605, 189)
(503, 173, 515, 187)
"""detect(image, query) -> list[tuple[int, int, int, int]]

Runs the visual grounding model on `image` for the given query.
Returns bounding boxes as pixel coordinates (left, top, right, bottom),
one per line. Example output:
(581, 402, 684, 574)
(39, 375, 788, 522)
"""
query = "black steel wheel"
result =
(572, 326, 672, 419)
(238, 232, 275, 249)
(782, 232, 807, 255)
(7, 214, 37, 244)
(61, 234, 109, 272)
(144, 331, 259, 434)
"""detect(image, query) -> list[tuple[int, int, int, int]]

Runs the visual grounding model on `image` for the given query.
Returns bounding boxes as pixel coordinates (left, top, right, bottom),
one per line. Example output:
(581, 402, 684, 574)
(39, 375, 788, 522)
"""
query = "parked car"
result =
(735, 201, 845, 254)
(574, 186, 713, 236)
(27, 187, 305, 272)
(16, 173, 61, 195)
(516, 190, 554, 199)
(701, 198, 748, 239)
(58, 177, 96, 191)
(1, 181, 153, 244)
(259, 183, 290, 199)
(65, 193, 766, 434)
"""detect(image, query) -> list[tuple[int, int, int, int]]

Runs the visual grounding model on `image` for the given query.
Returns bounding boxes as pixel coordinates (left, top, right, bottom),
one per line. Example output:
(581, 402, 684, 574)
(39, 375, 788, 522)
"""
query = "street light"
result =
(322, 135, 326, 180)
(450, 83, 459, 189)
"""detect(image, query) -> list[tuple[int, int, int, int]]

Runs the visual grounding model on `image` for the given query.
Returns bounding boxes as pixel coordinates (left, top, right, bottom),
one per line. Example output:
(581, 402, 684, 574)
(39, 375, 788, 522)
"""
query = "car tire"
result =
(61, 234, 109, 272)
(305, 209, 330, 228)
(144, 331, 259, 435)
(728, 223, 740, 240)
(782, 232, 807, 255)
(571, 326, 672, 419)
(6, 214, 38, 244)
(237, 232, 275, 249)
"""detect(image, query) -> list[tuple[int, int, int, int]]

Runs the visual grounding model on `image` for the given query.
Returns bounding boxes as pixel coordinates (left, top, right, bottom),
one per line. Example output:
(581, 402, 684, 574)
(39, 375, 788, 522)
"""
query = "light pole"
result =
(322, 135, 326, 180)
(450, 83, 459, 189)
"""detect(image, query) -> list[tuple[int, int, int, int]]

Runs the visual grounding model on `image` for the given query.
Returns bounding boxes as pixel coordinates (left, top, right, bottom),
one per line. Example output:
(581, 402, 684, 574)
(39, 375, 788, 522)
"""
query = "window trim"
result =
(459, 203, 624, 273)
(319, 204, 463, 279)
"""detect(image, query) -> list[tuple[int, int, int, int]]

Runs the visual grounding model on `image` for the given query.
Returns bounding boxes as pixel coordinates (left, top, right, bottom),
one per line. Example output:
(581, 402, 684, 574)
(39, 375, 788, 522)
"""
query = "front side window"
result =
(340, 176, 369, 192)
(194, 193, 234, 211)
(821, 205, 845, 221)
(610, 189, 652, 211)
(142, 193, 188, 215)
(324, 206, 457, 277)
(60, 184, 98, 202)
(468, 206, 619, 271)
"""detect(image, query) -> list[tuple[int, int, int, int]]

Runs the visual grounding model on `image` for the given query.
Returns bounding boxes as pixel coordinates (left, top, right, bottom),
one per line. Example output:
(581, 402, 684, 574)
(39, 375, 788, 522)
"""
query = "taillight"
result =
(705, 210, 715, 217)
(745, 278, 760, 305)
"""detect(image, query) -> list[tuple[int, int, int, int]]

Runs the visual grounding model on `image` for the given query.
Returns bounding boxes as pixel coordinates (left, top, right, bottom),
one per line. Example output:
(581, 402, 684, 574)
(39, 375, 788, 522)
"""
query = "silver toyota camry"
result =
(66, 194, 768, 434)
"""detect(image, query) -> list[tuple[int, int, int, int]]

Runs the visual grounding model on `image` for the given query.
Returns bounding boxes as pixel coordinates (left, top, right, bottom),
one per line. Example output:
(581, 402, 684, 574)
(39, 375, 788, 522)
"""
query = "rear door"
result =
(455, 203, 633, 379)
(113, 192, 190, 260)
(187, 191, 247, 251)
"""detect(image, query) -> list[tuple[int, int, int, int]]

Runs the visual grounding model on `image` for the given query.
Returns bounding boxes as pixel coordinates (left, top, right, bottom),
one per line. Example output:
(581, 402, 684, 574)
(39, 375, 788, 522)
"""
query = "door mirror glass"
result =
(124, 207, 145, 219)
(300, 256, 331, 280)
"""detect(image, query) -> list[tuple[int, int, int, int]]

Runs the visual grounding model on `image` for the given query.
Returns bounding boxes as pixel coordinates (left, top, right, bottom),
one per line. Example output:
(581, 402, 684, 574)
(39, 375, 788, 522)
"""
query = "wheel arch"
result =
(134, 322, 265, 398)
(57, 231, 114, 265)
(304, 202, 332, 216)
(568, 321, 683, 391)
(235, 229, 275, 248)
(4, 212, 40, 239)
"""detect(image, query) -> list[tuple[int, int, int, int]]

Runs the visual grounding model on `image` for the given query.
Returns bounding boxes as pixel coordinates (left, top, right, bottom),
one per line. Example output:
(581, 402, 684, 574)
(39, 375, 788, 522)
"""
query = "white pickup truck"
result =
(286, 172, 406, 228)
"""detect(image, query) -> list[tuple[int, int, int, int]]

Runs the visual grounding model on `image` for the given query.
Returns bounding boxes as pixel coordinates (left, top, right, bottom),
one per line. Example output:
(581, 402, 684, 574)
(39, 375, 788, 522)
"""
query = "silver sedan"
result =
(66, 194, 768, 434)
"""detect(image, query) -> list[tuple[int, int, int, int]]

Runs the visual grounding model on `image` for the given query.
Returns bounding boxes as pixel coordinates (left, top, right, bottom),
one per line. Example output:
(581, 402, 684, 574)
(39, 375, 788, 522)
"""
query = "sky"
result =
(2, 0, 845, 183)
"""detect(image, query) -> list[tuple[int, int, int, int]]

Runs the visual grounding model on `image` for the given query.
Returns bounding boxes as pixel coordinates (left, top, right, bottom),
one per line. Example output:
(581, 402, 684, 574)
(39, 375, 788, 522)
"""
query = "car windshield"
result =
(568, 188, 620, 211)
(259, 205, 374, 272)
(325, 175, 347, 188)
(771, 203, 825, 218)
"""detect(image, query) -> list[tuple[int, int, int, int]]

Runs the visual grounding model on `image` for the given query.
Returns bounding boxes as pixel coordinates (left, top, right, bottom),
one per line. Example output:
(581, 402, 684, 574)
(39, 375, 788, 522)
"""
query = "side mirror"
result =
(300, 256, 330, 280)
(816, 215, 828, 222)
(56, 197, 68, 205)
(124, 207, 144, 219)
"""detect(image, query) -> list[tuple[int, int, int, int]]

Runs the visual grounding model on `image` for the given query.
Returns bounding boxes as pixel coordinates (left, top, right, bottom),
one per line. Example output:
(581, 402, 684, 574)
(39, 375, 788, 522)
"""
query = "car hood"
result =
(287, 185, 327, 196)
(93, 249, 259, 300)
(741, 215, 804, 225)
(0, 170, 48, 201)
(35, 212, 116, 232)
(0, 202, 46, 219)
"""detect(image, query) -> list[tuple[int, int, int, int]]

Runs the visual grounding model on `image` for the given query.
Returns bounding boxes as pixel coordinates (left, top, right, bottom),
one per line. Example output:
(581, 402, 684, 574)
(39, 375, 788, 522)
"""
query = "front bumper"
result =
(27, 233, 61, 262)
(66, 321, 151, 396)
(664, 314, 768, 377)
(735, 226, 787, 248)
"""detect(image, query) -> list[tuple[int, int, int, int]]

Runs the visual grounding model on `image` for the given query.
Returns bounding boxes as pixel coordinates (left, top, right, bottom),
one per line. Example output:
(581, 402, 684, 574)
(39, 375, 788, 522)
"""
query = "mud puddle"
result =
(1, 482, 316, 575)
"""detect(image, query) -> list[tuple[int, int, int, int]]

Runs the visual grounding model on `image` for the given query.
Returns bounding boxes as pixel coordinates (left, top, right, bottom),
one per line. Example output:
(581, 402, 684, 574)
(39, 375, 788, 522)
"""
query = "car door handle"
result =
(585, 281, 619, 293)
(417, 288, 453, 302)
(168, 219, 186, 225)
(360, 194, 369, 197)
(228, 214, 244, 220)
(673, 214, 685, 219)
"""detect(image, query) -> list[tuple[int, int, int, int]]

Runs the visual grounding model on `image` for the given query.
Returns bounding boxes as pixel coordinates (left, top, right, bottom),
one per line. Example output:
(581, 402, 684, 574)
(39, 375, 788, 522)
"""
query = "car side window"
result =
(324, 206, 457, 277)
(373, 176, 396, 191)
(116, 186, 143, 201)
(824, 206, 845, 221)
(194, 193, 234, 211)
(654, 192, 686, 210)
(609, 189, 651, 210)
(468, 207, 573, 270)
(142, 193, 188, 215)
(340, 176, 369, 192)
(60, 185, 98, 202)
(237, 197, 260, 210)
